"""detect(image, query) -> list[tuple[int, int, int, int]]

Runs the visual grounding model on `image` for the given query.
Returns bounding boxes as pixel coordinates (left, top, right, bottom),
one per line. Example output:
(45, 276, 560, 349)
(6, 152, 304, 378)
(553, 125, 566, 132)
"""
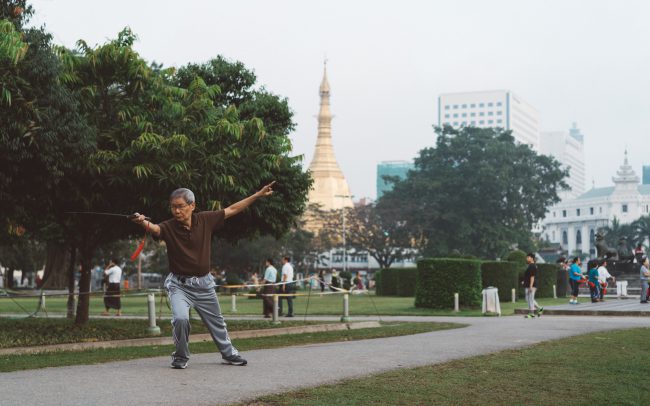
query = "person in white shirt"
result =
(279, 256, 295, 317)
(262, 258, 278, 318)
(102, 258, 123, 316)
(597, 259, 615, 301)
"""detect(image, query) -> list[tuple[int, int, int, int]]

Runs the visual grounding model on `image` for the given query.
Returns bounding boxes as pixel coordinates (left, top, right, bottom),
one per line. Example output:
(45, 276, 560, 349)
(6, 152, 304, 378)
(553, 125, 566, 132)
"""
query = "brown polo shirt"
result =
(158, 210, 225, 277)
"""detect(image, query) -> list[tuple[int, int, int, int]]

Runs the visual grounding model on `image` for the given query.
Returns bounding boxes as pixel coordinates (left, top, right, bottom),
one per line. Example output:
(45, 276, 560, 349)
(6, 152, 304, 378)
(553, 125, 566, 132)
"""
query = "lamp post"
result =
(335, 194, 354, 273)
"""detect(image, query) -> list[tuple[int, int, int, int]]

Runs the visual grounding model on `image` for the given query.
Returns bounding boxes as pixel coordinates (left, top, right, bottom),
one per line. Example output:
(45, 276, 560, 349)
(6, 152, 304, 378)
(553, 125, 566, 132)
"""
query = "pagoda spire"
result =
(306, 63, 353, 213)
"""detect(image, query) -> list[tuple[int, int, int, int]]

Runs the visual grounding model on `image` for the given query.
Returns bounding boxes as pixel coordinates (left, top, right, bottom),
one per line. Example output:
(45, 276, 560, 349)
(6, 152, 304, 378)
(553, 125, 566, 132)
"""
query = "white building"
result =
(542, 152, 650, 256)
(438, 90, 540, 151)
(539, 123, 586, 200)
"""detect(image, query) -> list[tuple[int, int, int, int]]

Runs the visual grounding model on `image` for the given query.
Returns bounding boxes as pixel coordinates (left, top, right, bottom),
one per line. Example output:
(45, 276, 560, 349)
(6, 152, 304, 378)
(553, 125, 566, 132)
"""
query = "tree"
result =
(327, 203, 419, 269)
(603, 217, 639, 249)
(380, 125, 569, 259)
(633, 215, 650, 248)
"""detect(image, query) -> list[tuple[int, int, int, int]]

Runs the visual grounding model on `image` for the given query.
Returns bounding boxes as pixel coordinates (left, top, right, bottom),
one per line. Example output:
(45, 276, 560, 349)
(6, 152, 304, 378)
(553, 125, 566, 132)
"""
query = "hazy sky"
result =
(29, 0, 650, 199)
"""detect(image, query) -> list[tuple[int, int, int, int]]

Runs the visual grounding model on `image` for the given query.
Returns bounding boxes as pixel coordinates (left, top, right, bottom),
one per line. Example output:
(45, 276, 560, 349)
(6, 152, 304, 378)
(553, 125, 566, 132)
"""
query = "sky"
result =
(28, 0, 650, 200)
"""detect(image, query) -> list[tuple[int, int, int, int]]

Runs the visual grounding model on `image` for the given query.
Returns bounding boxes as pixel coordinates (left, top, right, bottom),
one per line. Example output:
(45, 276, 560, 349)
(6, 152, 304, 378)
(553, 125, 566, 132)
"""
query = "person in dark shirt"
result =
(523, 253, 544, 318)
(132, 182, 275, 369)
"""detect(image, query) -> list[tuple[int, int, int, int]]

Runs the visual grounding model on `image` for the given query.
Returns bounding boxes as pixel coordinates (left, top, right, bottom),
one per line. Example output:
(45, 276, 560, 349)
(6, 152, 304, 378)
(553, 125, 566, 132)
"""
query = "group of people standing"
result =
(567, 255, 650, 304)
(260, 256, 296, 318)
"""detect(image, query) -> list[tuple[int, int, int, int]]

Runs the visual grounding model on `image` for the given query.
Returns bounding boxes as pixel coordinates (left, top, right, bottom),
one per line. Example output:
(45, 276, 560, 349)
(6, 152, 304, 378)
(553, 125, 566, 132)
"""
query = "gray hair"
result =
(169, 188, 195, 205)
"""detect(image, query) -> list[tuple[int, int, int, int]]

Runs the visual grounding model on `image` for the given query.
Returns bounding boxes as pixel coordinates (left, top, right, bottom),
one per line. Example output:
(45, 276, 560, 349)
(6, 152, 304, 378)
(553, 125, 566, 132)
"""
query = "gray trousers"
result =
(525, 287, 538, 312)
(641, 280, 649, 302)
(165, 273, 238, 361)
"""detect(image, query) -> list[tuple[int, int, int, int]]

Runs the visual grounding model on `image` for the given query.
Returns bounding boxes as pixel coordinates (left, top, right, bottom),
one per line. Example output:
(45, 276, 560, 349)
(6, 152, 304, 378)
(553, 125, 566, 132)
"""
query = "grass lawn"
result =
(0, 318, 326, 348)
(0, 321, 463, 372)
(0, 290, 571, 317)
(247, 327, 650, 406)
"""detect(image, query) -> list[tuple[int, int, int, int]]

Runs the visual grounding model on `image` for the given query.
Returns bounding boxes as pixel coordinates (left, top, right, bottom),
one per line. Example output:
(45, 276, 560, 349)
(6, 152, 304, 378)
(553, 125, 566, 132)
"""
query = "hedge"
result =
(556, 268, 569, 297)
(395, 268, 418, 296)
(480, 261, 519, 302)
(536, 263, 559, 298)
(374, 268, 418, 296)
(506, 250, 528, 266)
(415, 258, 482, 309)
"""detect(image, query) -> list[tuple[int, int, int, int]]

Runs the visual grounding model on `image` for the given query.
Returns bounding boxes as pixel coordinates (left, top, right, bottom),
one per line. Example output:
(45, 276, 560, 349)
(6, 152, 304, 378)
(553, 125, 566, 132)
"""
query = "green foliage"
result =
(556, 268, 569, 297)
(536, 263, 559, 298)
(379, 126, 568, 259)
(480, 261, 519, 302)
(506, 250, 528, 267)
(395, 268, 418, 296)
(415, 258, 482, 309)
(375, 269, 397, 296)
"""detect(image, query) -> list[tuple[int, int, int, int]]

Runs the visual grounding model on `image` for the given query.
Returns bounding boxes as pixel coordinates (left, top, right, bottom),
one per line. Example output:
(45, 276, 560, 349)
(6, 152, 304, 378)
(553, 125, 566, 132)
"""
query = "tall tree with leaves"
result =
(380, 125, 568, 259)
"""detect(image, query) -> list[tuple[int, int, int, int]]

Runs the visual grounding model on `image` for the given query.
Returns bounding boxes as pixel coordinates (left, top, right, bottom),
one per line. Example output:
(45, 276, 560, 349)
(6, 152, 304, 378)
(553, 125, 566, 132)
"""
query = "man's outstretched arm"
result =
(224, 181, 275, 219)
(131, 215, 161, 237)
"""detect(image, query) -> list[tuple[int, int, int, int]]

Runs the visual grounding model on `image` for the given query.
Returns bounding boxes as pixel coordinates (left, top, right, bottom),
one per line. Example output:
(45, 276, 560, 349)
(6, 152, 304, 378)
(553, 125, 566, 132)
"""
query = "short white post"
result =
(341, 293, 350, 322)
(454, 293, 459, 312)
(40, 291, 46, 313)
(553, 284, 557, 299)
(231, 294, 237, 312)
(511, 288, 516, 303)
(272, 295, 280, 324)
(146, 293, 161, 336)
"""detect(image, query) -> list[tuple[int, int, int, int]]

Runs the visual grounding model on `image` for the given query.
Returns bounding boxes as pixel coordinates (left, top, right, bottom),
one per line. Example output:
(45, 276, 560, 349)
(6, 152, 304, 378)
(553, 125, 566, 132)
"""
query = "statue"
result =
(595, 231, 618, 260)
(617, 237, 634, 263)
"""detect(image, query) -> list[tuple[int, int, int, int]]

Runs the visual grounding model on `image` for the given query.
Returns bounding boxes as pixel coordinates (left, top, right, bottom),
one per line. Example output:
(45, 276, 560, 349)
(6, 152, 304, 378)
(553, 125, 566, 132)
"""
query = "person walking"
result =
(132, 182, 275, 369)
(640, 256, 650, 304)
(278, 256, 295, 317)
(568, 257, 583, 305)
(262, 258, 278, 318)
(102, 258, 122, 316)
(318, 269, 325, 293)
(523, 253, 543, 318)
(587, 259, 601, 303)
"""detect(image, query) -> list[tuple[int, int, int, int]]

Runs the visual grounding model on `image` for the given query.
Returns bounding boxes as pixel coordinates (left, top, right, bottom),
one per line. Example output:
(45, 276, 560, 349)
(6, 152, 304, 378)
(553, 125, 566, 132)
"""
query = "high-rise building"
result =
(438, 90, 540, 151)
(376, 161, 414, 199)
(540, 123, 586, 199)
(643, 165, 650, 185)
(306, 63, 353, 214)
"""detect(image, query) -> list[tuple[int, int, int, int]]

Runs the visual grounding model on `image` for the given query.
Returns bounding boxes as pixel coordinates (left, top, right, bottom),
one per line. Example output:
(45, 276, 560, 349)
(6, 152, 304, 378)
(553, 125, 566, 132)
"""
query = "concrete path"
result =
(514, 299, 650, 316)
(2, 315, 649, 406)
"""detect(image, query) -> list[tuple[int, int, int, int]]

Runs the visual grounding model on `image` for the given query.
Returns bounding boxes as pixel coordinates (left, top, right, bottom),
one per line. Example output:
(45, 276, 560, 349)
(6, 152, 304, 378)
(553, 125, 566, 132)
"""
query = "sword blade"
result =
(65, 212, 151, 220)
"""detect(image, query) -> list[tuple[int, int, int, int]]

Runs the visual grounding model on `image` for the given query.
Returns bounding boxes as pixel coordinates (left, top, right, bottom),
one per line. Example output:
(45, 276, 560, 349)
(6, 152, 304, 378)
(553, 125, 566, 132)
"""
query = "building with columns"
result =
(542, 152, 650, 256)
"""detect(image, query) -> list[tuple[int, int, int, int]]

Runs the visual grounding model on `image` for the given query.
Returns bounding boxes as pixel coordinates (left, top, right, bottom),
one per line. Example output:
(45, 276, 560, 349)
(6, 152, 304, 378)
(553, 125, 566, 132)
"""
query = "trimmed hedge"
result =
(415, 258, 482, 309)
(395, 268, 418, 296)
(506, 250, 528, 266)
(480, 261, 519, 302)
(556, 268, 569, 297)
(536, 263, 559, 298)
(375, 268, 418, 296)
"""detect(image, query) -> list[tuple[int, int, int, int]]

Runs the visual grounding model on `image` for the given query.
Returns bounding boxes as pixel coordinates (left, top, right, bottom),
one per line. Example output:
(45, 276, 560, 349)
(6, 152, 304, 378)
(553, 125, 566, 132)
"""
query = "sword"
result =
(65, 211, 152, 221)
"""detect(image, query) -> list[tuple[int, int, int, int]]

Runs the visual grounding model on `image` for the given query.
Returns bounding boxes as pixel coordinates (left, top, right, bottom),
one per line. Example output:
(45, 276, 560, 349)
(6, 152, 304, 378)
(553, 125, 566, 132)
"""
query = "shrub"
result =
(374, 271, 383, 295)
(395, 268, 418, 296)
(480, 261, 519, 302)
(415, 258, 482, 309)
(506, 250, 528, 266)
(556, 268, 569, 297)
(375, 269, 398, 296)
(536, 263, 559, 298)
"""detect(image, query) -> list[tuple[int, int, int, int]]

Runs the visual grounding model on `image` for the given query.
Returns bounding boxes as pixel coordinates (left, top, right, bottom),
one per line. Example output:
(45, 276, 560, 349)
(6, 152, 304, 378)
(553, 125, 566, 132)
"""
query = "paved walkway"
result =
(2, 315, 649, 406)
(514, 298, 650, 316)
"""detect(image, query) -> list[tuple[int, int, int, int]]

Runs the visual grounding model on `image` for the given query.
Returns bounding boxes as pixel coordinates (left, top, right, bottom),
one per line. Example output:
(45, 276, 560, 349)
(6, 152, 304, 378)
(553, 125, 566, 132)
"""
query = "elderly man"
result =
(132, 182, 275, 369)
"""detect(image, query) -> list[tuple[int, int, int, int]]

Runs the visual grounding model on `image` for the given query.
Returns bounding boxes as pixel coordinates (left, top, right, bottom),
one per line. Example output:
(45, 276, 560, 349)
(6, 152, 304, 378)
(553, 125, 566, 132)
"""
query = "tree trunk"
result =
(6, 268, 14, 289)
(74, 248, 94, 325)
(66, 246, 77, 319)
(42, 242, 72, 289)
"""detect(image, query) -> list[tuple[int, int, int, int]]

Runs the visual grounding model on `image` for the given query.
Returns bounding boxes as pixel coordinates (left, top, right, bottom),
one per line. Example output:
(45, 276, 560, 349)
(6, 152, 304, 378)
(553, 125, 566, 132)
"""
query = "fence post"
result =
(511, 288, 516, 303)
(341, 293, 350, 322)
(231, 294, 237, 312)
(146, 293, 161, 336)
(454, 293, 459, 312)
(272, 295, 280, 324)
(553, 284, 557, 299)
(39, 291, 46, 313)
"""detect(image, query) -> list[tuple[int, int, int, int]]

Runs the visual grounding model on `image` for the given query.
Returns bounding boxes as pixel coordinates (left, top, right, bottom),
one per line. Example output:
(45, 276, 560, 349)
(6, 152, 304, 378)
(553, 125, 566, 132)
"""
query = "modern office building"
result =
(438, 90, 540, 151)
(643, 165, 650, 185)
(540, 123, 586, 199)
(376, 160, 414, 199)
(542, 151, 650, 256)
